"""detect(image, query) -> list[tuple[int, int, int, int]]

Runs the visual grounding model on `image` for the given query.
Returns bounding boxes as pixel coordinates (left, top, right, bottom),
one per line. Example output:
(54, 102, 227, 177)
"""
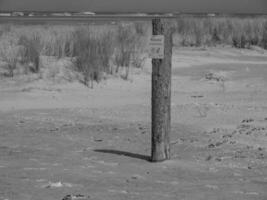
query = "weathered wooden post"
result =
(151, 18, 172, 162)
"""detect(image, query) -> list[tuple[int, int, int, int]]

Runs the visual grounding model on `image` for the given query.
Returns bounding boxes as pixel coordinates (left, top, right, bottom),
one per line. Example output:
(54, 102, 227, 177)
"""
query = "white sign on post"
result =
(149, 35, 164, 59)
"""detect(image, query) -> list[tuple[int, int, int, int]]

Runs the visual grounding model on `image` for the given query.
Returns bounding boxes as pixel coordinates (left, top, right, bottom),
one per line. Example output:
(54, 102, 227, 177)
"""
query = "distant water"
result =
(0, 13, 266, 25)
(0, 15, 164, 25)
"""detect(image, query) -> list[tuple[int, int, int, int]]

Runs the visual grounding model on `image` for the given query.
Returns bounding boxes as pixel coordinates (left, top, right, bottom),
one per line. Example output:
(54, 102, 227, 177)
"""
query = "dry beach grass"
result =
(0, 16, 267, 84)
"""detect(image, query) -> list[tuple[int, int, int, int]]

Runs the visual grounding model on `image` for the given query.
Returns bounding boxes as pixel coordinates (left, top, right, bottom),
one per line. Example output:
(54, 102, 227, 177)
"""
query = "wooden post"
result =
(151, 18, 172, 162)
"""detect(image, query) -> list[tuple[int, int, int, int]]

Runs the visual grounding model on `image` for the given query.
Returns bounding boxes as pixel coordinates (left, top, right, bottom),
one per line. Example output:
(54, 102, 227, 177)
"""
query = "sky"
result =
(0, 0, 267, 14)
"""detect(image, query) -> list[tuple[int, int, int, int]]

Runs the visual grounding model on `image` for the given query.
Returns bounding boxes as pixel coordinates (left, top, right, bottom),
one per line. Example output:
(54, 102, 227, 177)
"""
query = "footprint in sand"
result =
(92, 170, 103, 174)
(108, 189, 128, 194)
(205, 184, 219, 190)
(94, 160, 118, 167)
(131, 174, 146, 180)
(23, 167, 47, 171)
(41, 181, 73, 189)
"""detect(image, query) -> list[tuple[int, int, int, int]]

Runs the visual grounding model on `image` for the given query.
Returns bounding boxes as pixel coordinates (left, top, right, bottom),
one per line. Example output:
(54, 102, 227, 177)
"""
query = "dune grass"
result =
(0, 16, 266, 84)
(0, 23, 147, 84)
(173, 16, 267, 48)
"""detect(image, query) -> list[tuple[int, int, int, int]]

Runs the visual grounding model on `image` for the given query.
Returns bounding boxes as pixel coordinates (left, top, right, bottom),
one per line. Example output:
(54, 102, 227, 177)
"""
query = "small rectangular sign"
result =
(149, 35, 164, 59)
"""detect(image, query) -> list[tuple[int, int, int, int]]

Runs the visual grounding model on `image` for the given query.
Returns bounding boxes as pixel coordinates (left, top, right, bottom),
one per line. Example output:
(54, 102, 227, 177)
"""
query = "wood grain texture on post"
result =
(151, 18, 172, 162)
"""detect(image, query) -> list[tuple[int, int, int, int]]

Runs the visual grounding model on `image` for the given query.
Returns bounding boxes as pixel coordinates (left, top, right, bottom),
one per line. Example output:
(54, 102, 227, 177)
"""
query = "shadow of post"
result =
(94, 149, 151, 161)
